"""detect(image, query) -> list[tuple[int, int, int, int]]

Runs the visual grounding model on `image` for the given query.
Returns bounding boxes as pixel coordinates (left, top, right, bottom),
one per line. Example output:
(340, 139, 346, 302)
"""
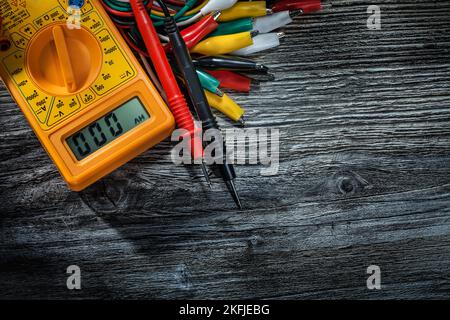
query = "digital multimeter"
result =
(0, 0, 175, 190)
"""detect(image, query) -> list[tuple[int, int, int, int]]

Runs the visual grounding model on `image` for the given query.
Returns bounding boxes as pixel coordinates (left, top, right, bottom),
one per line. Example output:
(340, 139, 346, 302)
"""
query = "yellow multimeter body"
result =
(0, 0, 175, 191)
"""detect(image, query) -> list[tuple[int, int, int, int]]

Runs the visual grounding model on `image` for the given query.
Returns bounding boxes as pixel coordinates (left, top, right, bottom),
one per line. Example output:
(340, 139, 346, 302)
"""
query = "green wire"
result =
(173, 0, 197, 20)
(209, 18, 254, 37)
(196, 69, 221, 95)
(152, 13, 196, 26)
(103, 0, 197, 23)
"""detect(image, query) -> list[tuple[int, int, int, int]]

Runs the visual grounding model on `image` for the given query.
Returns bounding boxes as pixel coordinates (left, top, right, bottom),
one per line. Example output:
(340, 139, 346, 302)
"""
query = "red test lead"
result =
(272, 0, 323, 14)
(129, 0, 207, 179)
(157, 0, 242, 208)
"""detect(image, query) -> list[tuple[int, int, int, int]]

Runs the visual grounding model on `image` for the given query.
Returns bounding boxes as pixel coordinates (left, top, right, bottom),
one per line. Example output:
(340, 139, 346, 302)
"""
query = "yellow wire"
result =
(185, 1, 208, 15)
(150, 10, 166, 17)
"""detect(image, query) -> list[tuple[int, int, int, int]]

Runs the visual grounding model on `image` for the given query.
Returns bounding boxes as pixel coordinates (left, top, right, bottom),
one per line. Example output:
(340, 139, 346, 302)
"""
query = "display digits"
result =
(66, 98, 150, 161)
(77, 110, 122, 151)
(105, 112, 123, 137)
(89, 122, 107, 147)
(72, 132, 91, 157)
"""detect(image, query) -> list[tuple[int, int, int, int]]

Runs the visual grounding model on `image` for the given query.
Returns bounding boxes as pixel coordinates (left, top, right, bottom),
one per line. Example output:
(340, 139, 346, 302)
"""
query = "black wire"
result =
(156, 0, 172, 17)
(110, 15, 136, 27)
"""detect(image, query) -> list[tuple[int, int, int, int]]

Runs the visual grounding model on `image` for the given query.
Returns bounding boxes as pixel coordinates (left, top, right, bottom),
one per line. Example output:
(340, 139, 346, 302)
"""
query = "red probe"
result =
(272, 0, 322, 14)
(129, 0, 203, 161)
(205, 70, 253, 93)
(164, 13, 220, 53)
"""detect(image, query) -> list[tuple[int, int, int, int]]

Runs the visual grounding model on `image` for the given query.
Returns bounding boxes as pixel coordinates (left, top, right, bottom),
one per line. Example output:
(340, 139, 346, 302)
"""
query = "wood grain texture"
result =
(1, 0, 450, 299)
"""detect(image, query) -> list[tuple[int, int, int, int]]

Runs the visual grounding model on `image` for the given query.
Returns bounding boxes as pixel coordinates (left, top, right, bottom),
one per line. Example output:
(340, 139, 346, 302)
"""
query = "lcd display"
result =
(66, 97, 150, 160)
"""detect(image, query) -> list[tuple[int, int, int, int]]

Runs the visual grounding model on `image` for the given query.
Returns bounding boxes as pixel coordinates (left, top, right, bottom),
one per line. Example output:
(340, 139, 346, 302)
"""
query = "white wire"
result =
(176, 11, 203, 26)
(158, 33, 169, 42)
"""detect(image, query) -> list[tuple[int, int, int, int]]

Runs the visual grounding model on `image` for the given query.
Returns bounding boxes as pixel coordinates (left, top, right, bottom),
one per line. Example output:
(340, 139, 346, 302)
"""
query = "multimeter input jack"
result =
(0, 17, 11, 52)
(0, 39, 11, 52)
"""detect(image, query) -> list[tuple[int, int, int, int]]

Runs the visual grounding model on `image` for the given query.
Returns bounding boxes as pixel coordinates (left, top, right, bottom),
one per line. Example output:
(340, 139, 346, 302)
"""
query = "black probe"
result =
(158, 0, 242, 209)
(193, 56, 269, 73)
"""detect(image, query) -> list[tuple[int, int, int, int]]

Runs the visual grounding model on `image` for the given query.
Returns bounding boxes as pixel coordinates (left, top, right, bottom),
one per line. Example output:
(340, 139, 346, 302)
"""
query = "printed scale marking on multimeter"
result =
(0, 0, 175, 190)
(2, 0, 136, 128)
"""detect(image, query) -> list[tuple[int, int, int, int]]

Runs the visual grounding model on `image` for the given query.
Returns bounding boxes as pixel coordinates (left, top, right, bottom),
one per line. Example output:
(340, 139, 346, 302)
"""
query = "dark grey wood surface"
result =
(1, 0, 450, 299)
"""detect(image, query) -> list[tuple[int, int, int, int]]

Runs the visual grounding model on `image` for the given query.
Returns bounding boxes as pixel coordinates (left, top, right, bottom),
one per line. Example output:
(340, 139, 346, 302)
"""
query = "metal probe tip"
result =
(289, 9, 302, 18)
(201, 161, 212, 189)
(255, 63, 269, 73)
(277, 32, 286, 39)
(238, 116, 246, 127)
(250, 30, 259, 38)
(212, 11, 221, 20)
(216, 88, 224, 97)
(225, 179, 243, 210)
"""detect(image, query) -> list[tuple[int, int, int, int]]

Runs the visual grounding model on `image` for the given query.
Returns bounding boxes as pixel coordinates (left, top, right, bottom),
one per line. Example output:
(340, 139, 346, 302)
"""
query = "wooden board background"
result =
(1, 0, 450, 299)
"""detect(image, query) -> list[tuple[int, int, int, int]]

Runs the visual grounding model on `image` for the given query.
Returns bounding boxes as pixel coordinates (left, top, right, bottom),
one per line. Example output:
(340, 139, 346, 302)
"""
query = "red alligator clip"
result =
(205, 70, 253, 93)
(272, 0, 322, 14)
(165, 13, 219, 53)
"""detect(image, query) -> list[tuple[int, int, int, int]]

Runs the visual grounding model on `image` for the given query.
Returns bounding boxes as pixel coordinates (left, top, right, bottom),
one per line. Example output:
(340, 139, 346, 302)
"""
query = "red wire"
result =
(164, 14, 218, 52)
(130, 0, 203, 160)
(114, 21, 133, 29)
(101, 3, 134, 17)
(118, 28, 150, 57)
(164, 0, 186, 6)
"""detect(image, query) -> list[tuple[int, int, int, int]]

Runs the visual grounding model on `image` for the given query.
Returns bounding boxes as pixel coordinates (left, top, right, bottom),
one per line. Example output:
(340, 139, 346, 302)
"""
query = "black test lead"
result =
(193, 55, 270, 73)
(158, 0, 242, 209)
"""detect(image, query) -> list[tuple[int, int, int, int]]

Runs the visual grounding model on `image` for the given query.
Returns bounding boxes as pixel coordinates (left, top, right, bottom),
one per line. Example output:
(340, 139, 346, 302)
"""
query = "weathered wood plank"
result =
(1, 0, 450, 299)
